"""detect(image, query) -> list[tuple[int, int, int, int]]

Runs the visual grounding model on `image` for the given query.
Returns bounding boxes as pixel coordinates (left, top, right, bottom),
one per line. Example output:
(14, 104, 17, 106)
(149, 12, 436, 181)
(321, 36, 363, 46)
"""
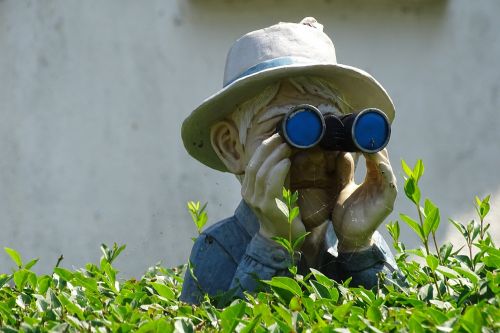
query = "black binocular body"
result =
(277, 105, 391, 153)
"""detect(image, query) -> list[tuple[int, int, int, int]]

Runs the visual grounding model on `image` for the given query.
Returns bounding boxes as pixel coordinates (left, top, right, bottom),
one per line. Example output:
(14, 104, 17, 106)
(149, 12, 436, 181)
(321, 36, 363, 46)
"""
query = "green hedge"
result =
(0, 160, 498, 332)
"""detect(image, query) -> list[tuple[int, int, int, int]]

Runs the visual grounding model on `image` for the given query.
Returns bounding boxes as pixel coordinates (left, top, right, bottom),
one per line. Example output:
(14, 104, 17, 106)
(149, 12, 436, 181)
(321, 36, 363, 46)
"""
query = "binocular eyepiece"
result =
(278, 105, 391, 153)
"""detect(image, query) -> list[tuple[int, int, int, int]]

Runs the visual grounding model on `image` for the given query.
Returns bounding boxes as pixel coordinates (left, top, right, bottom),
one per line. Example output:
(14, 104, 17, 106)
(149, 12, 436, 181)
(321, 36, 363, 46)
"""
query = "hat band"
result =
(224, 56, 315, 87)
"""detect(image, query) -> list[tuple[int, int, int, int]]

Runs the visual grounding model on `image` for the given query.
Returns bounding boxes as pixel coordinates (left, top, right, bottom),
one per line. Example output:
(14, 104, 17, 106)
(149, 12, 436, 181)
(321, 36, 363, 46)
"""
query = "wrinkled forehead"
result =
(256, 103, 343, 124)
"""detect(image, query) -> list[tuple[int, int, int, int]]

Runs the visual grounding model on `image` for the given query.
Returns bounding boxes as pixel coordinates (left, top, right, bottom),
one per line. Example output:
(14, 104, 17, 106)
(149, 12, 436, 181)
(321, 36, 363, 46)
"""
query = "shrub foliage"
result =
(0, 160, 499, 332)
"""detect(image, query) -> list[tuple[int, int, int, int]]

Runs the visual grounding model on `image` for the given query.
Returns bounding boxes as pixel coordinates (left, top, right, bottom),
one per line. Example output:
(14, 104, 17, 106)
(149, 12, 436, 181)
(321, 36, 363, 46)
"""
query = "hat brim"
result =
(182, 63, 395, 172)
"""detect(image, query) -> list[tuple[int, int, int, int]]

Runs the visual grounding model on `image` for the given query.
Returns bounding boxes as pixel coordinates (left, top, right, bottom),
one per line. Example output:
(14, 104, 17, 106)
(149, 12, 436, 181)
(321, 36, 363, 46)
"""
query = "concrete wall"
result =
(0, 0, 498, 277)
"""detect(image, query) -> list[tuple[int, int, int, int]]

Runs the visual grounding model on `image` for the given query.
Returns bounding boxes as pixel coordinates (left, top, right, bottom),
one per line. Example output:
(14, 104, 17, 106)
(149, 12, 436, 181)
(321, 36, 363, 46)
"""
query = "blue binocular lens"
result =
(279, 105, 391, 153)
(352, 110, 390, 152)
(281, 105, 325, 149)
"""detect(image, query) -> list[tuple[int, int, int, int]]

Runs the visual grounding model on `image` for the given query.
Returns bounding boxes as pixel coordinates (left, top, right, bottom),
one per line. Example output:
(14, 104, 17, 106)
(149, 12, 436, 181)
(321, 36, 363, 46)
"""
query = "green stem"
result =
(289, 218, 293, 264)
(416, 203, 430, 255)
(479, 216, 484, 240)
(431, 231, 451, 295)
(431, 231, 442, 263)
(468, 236, 475, 271)
(432, 271, 443, 299)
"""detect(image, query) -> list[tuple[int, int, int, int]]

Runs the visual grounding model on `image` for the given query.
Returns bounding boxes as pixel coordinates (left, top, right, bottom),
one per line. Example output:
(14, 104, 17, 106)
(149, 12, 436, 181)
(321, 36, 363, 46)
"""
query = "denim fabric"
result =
(181, 201, 399, 304)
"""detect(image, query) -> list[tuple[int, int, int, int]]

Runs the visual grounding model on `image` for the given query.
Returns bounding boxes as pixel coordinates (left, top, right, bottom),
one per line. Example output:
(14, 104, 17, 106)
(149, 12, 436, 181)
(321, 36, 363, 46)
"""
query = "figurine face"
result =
(243, 82, 353, 229)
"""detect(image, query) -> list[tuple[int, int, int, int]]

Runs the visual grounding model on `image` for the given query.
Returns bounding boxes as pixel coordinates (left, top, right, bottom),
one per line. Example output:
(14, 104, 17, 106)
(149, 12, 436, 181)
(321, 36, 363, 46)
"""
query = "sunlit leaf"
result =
(24, 258, 39, 270)
(453, 266, 479, 285)
(265, 276, 302, 297)
(461, 306, 483, 333)
(400, 214, 425, 242)
(220, 301, 246, 333)
(426, 254, 439, 271)
(151, 282, 175, 300)
(413, 159, 425, 182)
(401, 159, 413, 178)
(4, 247, 23, 268)
(275, 198, 289, 218)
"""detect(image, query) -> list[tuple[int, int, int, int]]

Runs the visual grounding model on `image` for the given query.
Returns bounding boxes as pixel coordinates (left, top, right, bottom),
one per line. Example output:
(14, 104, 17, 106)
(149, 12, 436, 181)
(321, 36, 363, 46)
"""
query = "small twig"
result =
(55, 254, 64, 268)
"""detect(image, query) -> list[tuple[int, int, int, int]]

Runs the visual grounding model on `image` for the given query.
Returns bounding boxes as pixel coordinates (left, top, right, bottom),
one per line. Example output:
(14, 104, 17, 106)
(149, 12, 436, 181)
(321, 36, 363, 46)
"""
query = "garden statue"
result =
(180, 18, 399, 304)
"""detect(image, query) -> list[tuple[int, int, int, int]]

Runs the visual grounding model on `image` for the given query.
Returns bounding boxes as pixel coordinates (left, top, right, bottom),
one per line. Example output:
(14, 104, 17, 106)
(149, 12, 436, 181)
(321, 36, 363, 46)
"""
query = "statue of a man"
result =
(180, 18, 399, 304)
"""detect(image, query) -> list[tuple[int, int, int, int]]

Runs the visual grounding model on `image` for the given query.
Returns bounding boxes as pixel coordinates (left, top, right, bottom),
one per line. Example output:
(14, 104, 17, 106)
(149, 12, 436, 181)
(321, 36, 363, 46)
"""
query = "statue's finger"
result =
(254, 143, 292, 199)
(243, 133, 283, 193)
(265, 158, 291, 200)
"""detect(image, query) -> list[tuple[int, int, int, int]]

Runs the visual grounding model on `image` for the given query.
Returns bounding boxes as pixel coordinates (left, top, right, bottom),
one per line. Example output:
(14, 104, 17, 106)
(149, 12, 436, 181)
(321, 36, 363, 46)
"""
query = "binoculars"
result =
(278, 104, 391, 153)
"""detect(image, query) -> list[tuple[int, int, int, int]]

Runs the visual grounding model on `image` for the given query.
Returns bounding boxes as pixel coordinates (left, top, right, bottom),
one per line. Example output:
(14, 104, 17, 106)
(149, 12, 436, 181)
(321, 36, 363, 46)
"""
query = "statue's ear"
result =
(210, 120, 245, 174)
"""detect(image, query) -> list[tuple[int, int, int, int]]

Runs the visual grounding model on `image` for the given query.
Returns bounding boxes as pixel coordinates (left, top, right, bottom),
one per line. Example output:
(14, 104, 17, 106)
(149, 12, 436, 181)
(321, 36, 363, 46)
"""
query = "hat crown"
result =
(223, 19, 337, 86)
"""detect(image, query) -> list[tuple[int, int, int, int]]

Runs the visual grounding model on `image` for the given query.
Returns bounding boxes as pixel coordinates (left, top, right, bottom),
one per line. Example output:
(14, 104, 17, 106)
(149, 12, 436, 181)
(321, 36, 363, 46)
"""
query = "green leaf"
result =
(413, 159, 424, 182)
(426, 308, 449, 325)
(37, 275, 52, 294)
(289, 206, 300, 222)
(400, 214, 425, 242)
(409, 316, 424, 333)
(292, 231, 310, 251)
(436, 265, 460, 279)
(453, 266, 479, 284)
(289, 296, 302, 311)
(401, 159, 413, 177)
(275, 198, 289, 218)
(57, 293, 84, 319)
(72, 272, 98, 292)
(151, 282, 175, 300)
(265, 276, 302, 296)
(476, 195, 490, 220)
(271, 236, 292, 253)
(309, 268, 334, 287)
(439, 242, 453, 262)
(195, 212, 208, 231)
(449, 218, 467, 237)
(423, 205, 440, 237)
(461, 306, 483, 333)
(282, 187, 290, 203)
(24, 258, 39, 270)
(273, 304, 293, 329)
(54, 267, 73, 282)
(220, 301, 246, 333)
(0, 302, 15, 324)
(240, 314, 261, 333)
(404, 177, 421, 204)
(4, 247, 23, 268)
(0, 274, 12, 288)
(386, 221, 400, 242)
(332, 302, 353, 322)
(291, 190, 299, 205)
(481, 254, 500, 268)
(366, 305, 382, 323)
(13, 269, 29, 290)
(426, 254, 439, 271)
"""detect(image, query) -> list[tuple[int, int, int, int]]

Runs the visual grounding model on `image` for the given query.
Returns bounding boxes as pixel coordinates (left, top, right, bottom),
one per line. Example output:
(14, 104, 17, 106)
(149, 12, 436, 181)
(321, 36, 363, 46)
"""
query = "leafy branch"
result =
(272, 188, 310, 273)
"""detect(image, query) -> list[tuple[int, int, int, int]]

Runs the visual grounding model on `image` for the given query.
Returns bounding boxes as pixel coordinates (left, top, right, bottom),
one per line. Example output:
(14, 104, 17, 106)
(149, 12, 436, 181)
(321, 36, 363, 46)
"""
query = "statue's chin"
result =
(296, 188, 335, 230)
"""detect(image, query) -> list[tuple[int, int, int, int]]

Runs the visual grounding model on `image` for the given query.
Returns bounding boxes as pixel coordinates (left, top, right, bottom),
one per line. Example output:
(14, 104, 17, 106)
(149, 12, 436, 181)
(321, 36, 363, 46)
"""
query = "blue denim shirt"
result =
(181, 201, 399, 304)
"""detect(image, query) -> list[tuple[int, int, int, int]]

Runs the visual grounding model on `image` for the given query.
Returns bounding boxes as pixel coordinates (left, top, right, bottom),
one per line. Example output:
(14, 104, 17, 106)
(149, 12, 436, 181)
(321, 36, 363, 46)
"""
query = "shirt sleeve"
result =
(180, 233, 239, 304)
(321, 231, 406, 289)
(229, 232, 296, 297)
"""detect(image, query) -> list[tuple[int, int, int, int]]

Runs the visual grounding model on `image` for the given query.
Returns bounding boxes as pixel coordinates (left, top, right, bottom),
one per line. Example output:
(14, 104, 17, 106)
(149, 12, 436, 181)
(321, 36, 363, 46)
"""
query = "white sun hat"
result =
(181, 17, 395, 172)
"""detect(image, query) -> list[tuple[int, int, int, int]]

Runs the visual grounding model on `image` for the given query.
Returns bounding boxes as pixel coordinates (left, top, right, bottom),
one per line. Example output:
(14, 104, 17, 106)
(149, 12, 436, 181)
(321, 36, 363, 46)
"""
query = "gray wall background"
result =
(1, 0, 499, 277)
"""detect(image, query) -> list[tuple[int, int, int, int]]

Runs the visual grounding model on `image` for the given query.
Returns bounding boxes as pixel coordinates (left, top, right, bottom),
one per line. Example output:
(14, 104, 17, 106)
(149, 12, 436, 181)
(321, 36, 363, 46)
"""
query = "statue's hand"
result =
(242, 134, 306, 240)
(332, 149, 397, 252)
